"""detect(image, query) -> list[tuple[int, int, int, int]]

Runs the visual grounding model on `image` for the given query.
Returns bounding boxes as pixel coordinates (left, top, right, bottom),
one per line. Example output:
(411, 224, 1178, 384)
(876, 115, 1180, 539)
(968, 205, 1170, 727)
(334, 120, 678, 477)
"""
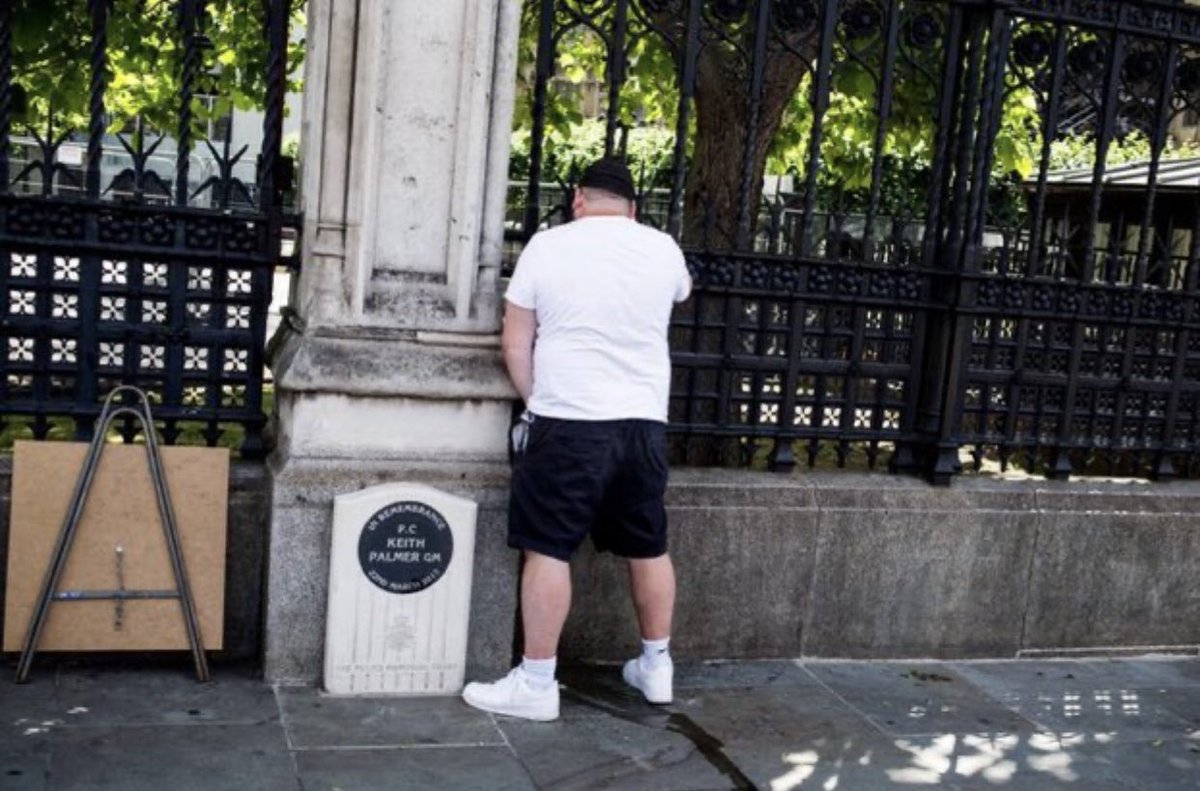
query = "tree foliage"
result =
(11, 0, 305, 137)
(511, 2, 1159, 242)
(1047, 129, 1200, 172)
(510, 120, 677, 187)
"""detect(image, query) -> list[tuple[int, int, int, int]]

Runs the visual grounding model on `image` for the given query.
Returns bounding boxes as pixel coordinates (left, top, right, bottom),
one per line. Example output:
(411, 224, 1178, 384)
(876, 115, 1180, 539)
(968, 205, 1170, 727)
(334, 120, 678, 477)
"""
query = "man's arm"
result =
(677, 274, 693, 303)
(501, 303, 537, 403)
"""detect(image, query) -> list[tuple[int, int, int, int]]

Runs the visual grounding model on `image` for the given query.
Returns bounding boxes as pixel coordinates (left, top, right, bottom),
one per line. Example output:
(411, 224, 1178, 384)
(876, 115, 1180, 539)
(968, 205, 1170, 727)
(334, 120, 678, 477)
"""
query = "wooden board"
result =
(3, 441, 228, 652)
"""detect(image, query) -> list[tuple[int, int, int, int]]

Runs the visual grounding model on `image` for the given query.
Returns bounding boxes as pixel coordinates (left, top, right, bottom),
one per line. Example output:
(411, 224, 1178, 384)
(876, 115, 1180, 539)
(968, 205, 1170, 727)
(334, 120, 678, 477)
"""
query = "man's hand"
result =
(501, 303, 536, 403)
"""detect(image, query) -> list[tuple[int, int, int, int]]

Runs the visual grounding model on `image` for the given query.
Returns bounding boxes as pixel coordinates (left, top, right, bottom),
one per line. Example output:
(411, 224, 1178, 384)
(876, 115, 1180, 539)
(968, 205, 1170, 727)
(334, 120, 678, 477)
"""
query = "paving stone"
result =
(2, 676, 64, 738)
(952, 663, 1194, 744)
(0, 735, 49, 791)
(955, 659, 1200, 700)
(558, 662, 818, 724)
(8, 659, 1194, 791)
(805, 661, 1035, 736)
(559, 660, 818, 699)
(295, 746, 535, 791)
(723, 734, 942, 790)
(556, 667, 912, 791)
(2, 674, 67, 791)
(1023, 691, 1189, 743)
(1157, 687, 1200, 733)
(1092, 658, 1200, 689)
(497, 710, 737, 791)
(278, 687, 504, 749)
(671, 681, 872, 745)
(46, 723, 295, 791)
(1075, 736, 1200, 790)
(557, 678, 665, 722)
(53, 666, 278, 728)
(660, 682, 939, 789)
(951, 660, 1129, 701)
(1166, 659, 1200, 686)
(673, 659, 818, 691)
(556, 663, 767, 722)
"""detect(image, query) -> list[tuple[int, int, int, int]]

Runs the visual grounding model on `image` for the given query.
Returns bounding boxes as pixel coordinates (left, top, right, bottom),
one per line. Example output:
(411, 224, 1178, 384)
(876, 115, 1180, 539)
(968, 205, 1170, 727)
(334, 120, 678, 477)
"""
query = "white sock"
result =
(520, 656, 557, 690)
(640, 637, 671, 670)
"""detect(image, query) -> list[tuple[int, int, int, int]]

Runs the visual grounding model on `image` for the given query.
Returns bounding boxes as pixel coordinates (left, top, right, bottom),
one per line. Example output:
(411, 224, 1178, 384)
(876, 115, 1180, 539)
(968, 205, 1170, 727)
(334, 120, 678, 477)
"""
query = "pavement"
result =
(1, 656, 1198, 790)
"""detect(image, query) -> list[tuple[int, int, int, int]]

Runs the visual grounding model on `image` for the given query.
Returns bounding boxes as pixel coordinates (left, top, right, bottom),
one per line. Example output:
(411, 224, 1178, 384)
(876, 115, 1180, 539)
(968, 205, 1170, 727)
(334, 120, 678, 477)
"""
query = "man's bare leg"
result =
(522, 550, 573, 659)
(623, 553, 675, 703)
(627, 554, 675, 640)
(461, 549, 567, 721)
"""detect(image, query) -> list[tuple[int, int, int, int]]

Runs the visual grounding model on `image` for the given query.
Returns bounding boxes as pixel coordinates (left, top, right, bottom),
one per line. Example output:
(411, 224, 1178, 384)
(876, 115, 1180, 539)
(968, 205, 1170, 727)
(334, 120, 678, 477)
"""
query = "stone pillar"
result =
(263, 0, 523, 684)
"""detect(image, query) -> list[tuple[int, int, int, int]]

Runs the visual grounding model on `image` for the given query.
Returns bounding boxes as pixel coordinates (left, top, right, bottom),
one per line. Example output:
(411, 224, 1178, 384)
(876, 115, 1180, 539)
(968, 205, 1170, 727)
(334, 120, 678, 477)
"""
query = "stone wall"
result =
(559, 471, 1200, 662)
(6, 461, 1195, 679)
(263, 467, 1200, 683)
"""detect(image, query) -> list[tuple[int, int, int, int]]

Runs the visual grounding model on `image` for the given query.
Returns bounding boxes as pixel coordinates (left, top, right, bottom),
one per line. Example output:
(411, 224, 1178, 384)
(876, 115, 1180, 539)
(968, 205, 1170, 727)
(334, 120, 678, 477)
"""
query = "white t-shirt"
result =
(505, 216, 692, 422)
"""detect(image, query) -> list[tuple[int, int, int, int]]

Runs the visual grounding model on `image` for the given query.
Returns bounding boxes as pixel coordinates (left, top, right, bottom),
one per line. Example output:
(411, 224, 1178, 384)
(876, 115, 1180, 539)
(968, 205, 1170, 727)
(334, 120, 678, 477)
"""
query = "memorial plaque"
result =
(357, 501, 453, 594)
(325, 483, 477, 696)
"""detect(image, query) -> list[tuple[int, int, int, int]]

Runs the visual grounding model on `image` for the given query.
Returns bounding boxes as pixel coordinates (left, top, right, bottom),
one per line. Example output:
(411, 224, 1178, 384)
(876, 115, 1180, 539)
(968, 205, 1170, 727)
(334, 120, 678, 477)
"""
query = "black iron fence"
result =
(0, 0, 297, 458)
(509, 0, 1200, 482)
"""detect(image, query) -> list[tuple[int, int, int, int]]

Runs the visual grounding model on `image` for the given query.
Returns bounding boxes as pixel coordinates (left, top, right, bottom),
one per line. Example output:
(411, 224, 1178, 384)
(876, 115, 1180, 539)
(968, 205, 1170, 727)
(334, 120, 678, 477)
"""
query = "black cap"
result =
(578, 157, 636, 202)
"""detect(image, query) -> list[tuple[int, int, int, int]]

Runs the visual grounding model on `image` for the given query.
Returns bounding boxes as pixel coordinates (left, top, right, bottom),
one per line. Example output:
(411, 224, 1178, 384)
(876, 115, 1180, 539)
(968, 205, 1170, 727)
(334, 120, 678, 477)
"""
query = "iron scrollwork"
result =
(0, 0, 296, 457)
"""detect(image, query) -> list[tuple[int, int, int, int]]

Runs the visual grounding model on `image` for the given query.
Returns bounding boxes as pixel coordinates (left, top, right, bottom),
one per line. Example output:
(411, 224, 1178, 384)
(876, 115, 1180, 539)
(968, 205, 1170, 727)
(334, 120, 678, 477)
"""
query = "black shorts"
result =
(508, 416, 669, 562)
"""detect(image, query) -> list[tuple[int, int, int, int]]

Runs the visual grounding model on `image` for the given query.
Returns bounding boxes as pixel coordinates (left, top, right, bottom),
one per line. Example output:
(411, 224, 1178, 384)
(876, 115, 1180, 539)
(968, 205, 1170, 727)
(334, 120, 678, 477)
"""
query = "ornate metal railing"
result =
(0, 0, 297, 458)
(509, 0, 1200, 482)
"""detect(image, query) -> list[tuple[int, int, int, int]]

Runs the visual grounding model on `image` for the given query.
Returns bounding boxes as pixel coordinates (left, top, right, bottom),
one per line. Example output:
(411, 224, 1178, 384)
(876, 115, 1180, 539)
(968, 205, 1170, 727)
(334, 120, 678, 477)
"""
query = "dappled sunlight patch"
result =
(13, 717, 63, 736)
(891, 732, 1039, 784)
(769, 744, 884, 790)
(1060, 691, 1083, 718)
(1029, 687, 1151, 724)
(883, 729, 1149, 785)
(890, 733, 956, 783)
(1024, 748, 1079, 782)
(771, 749, 819, 790)
(955, 733, 1020, 781)
(1029, 731, 1087, 750)
(906, 701, 960, 720)
(1085, 689, 1142, 717)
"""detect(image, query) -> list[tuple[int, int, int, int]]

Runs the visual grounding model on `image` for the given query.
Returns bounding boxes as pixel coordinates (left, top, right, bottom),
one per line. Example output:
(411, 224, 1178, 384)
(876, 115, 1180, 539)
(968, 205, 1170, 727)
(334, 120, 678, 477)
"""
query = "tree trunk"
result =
(682, 35, 812, 250)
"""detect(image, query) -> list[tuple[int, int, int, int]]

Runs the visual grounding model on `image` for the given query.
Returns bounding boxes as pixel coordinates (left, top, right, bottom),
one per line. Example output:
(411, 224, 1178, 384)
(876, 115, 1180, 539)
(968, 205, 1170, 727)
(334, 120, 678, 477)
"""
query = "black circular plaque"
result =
(357, 501, 454, 594)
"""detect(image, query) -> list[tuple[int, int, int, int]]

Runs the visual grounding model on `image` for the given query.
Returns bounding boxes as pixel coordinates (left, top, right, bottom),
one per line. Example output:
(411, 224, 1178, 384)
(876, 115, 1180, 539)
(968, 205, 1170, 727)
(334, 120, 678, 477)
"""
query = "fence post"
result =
(901, 0, 1007, 485)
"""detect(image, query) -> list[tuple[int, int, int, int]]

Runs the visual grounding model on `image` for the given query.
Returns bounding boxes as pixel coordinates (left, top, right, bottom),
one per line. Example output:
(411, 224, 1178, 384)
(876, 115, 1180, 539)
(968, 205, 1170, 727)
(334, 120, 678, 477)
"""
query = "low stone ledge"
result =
(271, 330, 514, 401)
(9, 458, 1193, 680)
(559, 471, 1200, 664)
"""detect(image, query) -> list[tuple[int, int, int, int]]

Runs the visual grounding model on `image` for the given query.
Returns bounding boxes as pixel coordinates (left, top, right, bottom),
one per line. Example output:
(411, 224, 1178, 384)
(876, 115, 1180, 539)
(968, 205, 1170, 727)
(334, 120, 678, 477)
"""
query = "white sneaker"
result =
(623, 656, 673, 704)
(462, 668, 560, 722)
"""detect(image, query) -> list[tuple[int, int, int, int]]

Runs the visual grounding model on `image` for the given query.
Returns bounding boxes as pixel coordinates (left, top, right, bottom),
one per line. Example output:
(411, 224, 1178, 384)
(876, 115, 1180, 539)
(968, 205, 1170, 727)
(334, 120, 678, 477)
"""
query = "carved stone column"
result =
(263, 0, 522, 684)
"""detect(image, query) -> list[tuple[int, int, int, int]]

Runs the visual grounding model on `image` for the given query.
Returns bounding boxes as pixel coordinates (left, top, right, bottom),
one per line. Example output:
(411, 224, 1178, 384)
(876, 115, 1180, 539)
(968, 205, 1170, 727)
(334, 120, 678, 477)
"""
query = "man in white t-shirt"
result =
(462, 158, 691, 722)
